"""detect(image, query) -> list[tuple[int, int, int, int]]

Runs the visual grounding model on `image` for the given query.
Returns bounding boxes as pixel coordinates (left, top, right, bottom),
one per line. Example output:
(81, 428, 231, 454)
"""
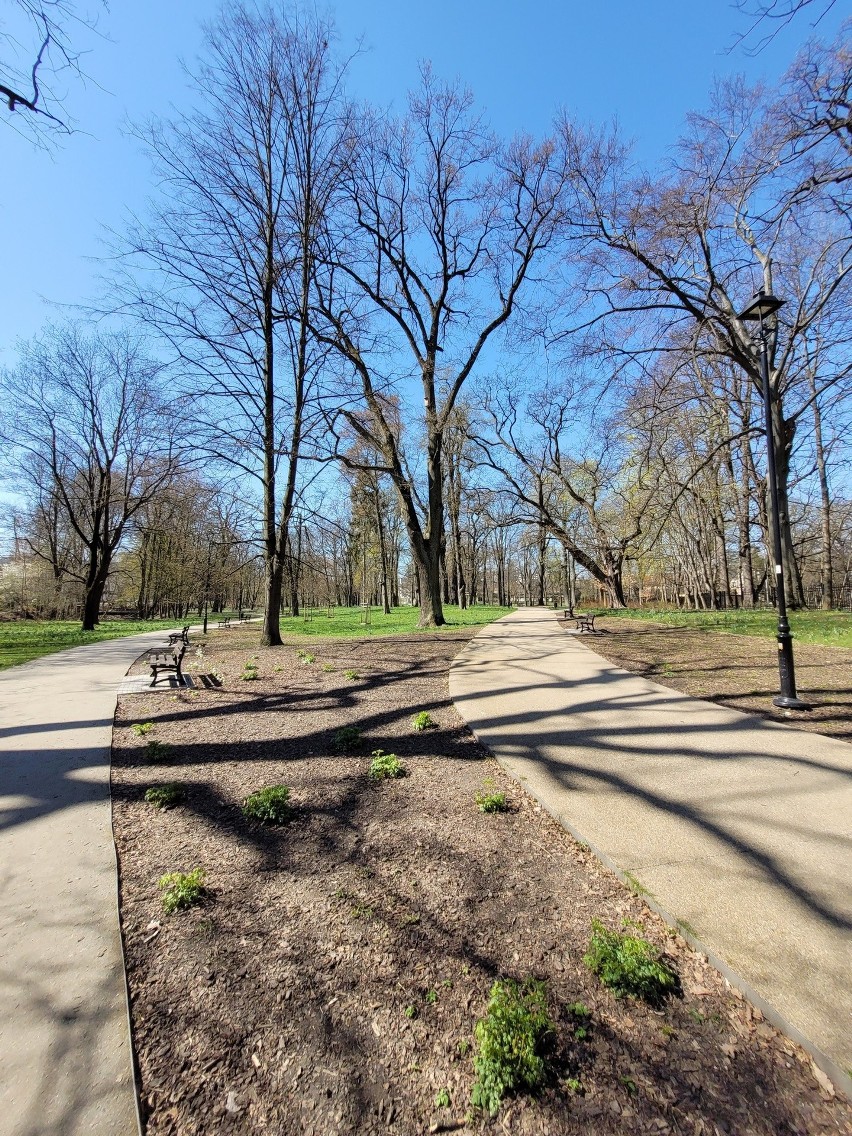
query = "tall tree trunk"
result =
(809, 375, 833, 608)
(536, 524, 547, 605)
(771, 398, 805, 608)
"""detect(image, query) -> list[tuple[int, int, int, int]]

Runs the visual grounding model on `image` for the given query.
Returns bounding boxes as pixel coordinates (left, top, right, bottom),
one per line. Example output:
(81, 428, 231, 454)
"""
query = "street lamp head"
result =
(738, 289, 785, 322)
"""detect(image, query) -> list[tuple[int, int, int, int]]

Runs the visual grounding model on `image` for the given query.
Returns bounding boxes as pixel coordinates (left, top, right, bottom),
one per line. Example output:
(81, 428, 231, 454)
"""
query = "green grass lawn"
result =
(0, 605, 512, 670)
(600, 607, 852, 648)
(0, 619, 178, 671)
(276, 604, 513, 640)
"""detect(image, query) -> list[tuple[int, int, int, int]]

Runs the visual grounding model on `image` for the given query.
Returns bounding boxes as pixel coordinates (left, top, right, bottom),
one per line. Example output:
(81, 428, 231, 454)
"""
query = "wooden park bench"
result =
(167, 625, 191, 647)
(146, 642, 187, 687)
(576, 613, 598, 633)
(216, 616, 231, 629)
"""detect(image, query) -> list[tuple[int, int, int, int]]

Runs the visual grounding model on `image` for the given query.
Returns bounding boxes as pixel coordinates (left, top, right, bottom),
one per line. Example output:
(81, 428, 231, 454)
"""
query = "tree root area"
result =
(112, 628, 852, 1135)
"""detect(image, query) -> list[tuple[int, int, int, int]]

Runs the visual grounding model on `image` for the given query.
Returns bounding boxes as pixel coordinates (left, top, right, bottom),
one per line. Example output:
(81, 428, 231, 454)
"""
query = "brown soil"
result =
(112, 627, 852, 1135)
(581, 619, 852, 740)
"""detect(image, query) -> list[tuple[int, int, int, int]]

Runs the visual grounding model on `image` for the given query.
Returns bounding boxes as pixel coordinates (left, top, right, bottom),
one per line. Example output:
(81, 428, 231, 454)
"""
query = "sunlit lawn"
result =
(276, 603, 513, 640)
(0, 619, 177, 671)
(0, 605, 513, 670)
(602, 607, 852, 649)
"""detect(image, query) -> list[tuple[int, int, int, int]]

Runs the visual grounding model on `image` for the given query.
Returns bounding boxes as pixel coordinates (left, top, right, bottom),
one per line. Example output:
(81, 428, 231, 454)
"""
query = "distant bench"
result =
(563, 609, 599, 633)
(217, 616, 231, 629)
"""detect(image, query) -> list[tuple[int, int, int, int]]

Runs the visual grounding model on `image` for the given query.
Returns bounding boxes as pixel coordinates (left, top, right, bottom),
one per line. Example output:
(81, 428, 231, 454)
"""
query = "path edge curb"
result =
(111, 650, 154, 1136)
(449, 626, 852, 1105)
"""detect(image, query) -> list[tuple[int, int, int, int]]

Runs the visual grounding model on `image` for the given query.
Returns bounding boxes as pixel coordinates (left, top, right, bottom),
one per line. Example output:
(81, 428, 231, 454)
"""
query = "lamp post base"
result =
(772, 694, 812, 711)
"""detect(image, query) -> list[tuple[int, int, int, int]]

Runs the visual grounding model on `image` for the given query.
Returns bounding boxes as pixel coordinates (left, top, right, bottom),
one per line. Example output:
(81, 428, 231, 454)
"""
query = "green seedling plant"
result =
(145, 740, 172, 762)
(243, 785, 292, 824)
(368, 749, 405, 780)
(411, 711, 433, 731)
(131, 721, 154, 737)
(350, 903, 374, 919)
(475, 790, 509, 813)
(434, 1088, 451, 1109)
(297, 649, 316, 664)
(333, 726, 362, 752)
(425, 989, 438, 1005)
(144, 783, 184, 809)
(471, 978, 554, 1117)
(343, 668, 359, 680)
(322, 663, 336, 672)
(568, 1001, 591, 1040)
(159, 868, 205, 914)
(241, 660, 259, 681)
(584, 919, 678, 1004)
(404, 1004, 418, 1019)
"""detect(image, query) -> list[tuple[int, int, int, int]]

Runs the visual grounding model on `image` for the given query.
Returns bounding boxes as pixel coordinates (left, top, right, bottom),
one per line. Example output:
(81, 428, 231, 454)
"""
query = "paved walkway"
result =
(0, 629, 178, 1136)
(450, 607, 852, 1091)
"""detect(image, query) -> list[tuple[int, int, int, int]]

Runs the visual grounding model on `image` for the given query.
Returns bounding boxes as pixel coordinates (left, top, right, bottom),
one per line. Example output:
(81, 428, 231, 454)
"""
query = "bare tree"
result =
(0, 325, 182, 630)
(115, 4, 349, 645)
(315, 68, 570, 626)
(471, 379, 656, 607)
(1, 1, 107, 139)
(557, 69, 852, 607)
(734, 0, 840, 52)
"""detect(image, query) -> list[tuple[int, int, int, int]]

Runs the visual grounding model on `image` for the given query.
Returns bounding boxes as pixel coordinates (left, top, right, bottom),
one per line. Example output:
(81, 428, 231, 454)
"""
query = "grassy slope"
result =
(0, 619, 177, 671)
(599, 607, 852, 648)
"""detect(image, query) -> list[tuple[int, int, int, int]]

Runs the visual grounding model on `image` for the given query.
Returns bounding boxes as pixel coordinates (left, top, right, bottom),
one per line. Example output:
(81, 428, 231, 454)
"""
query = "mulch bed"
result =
(580, 619, 852, 740)
(112, 627, 852, 1135)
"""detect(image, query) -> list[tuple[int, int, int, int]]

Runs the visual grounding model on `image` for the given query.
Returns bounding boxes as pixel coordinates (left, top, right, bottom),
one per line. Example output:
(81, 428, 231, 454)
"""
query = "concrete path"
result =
(0, 629, 179, 1136)
(450, 607, 852, 1090)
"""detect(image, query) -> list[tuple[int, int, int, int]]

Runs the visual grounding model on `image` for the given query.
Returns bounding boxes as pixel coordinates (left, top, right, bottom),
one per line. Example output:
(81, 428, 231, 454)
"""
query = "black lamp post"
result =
(738, 289, 810, 711)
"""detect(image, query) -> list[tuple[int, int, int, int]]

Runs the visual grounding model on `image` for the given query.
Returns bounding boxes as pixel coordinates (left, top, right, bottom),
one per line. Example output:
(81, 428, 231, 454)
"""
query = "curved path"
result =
(450, 607, 852, 1092)
(0, 630, 175, 1136)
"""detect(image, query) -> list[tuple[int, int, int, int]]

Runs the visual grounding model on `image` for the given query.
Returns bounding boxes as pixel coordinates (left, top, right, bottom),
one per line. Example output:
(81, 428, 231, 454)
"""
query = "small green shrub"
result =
(131, 721, 154, 737)
(568, 1001, 590, 1039)
(333, 726, 362, 752)
(241, 660, 259, 681)
(322, 663, 336, 672)
(369, 749, 406, 780)
(471, 979, 553, 1116)
(350, 903, 374, 919)
(404, 1004, 418, 1019)
(434, 1088, 451, 1108)
(583, 919, 678, 1003)
(425, 989, 438, 1005)
(343, 668, 359, 680)
(159, 868, 205, 914)
(411, 711, 433, 731)
(475, 791, 508, 813)
(144, 783, 184, 809)
(145, 740, 172, 762)
(298, 652, 316, 665)
(243, 785, 292, 824)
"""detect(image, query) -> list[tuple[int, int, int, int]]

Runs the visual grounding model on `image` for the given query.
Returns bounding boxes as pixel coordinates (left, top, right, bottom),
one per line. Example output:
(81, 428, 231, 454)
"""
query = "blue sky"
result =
(0, 0, 846, 364)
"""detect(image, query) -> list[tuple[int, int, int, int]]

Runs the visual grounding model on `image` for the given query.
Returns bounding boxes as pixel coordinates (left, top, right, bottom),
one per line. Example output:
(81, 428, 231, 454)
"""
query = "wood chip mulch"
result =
(581, 618, 852, 740)
(111, 627, 852, 1135)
